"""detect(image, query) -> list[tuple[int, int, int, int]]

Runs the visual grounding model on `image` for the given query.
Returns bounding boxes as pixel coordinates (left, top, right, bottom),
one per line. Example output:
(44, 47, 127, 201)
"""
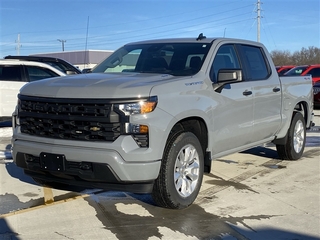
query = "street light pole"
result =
(57, 39, 66, 51)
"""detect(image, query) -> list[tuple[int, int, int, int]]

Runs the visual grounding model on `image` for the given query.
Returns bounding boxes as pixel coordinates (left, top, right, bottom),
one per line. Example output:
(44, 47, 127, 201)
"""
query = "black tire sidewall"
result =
(287, 112, 306, 160)
(164, 132, 204, 208)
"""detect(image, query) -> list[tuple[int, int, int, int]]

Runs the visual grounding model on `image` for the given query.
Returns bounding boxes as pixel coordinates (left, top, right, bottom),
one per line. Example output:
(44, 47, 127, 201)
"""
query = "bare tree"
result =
(270, 50, 293, 66)
(270, 46, 320, 66)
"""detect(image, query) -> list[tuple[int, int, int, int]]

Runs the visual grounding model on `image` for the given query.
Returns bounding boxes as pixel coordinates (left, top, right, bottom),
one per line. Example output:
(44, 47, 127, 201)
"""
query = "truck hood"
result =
(20, 73, 182, 99)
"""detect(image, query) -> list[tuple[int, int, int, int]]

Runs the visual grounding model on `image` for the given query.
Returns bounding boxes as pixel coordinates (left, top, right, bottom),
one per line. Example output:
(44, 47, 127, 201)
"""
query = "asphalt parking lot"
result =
(0, 111, 319, 240)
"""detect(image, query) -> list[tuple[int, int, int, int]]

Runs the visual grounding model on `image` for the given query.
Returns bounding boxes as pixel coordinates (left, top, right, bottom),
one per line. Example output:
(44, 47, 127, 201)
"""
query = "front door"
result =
(209, 44, 254, 155)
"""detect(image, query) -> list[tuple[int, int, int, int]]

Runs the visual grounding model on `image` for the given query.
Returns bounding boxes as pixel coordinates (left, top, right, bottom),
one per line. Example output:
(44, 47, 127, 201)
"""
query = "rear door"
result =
(239, 45, 282, 142)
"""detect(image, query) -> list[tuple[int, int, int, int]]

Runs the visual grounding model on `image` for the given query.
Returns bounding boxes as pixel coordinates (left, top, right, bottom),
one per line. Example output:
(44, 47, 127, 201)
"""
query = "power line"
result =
(1, 2, 256, 55)
(3, 1, 248, 37)
(2, 4, 254, 46)
(7, 10, 254, 50)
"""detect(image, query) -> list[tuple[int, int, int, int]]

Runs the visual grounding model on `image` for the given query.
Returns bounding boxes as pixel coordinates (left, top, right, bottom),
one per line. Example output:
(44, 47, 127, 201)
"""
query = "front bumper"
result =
(12, 137, 161, 193)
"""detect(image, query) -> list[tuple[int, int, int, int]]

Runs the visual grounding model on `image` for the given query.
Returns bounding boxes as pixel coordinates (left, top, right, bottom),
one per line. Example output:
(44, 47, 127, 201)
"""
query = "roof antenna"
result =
(196, 33, 206, 41)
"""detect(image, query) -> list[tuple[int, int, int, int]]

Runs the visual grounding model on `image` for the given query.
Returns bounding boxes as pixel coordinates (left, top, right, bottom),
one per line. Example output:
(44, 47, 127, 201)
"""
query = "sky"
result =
(0, 0, 319, 58)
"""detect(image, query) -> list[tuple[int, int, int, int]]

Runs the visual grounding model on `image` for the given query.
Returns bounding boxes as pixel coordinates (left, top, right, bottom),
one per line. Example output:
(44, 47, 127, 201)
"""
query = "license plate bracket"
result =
(40, 152, 66, 171)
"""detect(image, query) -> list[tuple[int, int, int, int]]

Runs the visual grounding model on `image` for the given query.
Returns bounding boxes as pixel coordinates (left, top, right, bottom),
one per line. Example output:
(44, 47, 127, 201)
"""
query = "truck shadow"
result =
(0, 218, 20, 240)
(82, 192, 320, 240)
(240, 146, 279, 159)
(4, 160, 35, 185)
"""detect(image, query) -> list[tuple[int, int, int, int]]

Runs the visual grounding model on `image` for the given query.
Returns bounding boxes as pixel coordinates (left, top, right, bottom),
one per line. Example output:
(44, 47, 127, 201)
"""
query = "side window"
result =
(210, 44, 240, 82)
(308, 68, 320, 78)
(241, 45, 269, 80)
(25, 66, 59, 82)
(0, 66, 23, 82)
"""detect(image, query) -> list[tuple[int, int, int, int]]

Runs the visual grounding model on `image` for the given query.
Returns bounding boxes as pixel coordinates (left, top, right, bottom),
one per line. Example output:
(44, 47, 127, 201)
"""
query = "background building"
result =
(32, 50, 113, 70)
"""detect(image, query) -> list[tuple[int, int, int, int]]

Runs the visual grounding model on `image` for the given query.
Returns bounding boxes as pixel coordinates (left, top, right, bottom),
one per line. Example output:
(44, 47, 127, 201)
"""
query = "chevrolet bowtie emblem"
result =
(90, 127, 100, 131)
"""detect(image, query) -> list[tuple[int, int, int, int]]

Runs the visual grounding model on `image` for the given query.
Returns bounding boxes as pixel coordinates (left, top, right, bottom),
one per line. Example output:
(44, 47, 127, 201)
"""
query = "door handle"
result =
(243, 90, 252, 96)
(273, 87, 281, 92)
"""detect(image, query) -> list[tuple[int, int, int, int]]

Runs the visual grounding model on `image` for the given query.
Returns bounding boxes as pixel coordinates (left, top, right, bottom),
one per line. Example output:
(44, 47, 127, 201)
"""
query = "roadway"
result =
(0, 111, 319, 239)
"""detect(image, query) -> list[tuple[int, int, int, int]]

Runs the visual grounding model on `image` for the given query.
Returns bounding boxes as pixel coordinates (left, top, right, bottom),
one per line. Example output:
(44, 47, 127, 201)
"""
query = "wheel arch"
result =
(274, 100, 310, 145)
(165, 117, 211, 173)
(294, 100, 312, 128)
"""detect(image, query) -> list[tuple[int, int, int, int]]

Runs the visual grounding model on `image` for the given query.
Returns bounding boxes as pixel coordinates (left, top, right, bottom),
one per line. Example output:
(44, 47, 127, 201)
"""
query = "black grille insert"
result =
(18, 96, 125, 142)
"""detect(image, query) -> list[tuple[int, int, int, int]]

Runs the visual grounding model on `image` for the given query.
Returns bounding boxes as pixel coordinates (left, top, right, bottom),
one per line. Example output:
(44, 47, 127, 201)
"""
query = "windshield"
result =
(92, 42, 211, 76)
(46, 61, 80, 74)
(284, 66, 308, 76)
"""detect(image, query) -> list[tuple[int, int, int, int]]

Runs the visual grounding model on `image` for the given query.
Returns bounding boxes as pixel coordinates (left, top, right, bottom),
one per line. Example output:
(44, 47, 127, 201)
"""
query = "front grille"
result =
(19, 95, 125, 142)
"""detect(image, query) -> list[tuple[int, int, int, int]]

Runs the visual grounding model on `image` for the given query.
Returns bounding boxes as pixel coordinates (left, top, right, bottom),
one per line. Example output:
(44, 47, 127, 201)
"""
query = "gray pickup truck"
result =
(11, 35, 314, 209)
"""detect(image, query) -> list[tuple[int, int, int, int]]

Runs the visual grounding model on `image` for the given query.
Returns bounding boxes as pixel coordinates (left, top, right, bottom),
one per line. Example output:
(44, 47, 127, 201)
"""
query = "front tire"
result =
(276, 112, 306, 160)
(152, 132, 204, 209)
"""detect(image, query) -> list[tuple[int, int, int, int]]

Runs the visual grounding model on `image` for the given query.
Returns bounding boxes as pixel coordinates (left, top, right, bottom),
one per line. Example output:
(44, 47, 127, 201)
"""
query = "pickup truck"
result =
(11, 35, 314, 209)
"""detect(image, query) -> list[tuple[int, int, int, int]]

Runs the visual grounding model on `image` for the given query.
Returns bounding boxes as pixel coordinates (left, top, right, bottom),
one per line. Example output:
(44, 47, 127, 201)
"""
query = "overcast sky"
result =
(0, 0, 319, 57)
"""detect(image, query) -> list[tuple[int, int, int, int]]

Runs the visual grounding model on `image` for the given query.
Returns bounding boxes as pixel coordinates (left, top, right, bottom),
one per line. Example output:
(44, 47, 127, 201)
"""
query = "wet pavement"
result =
(0, 111, 319, 239)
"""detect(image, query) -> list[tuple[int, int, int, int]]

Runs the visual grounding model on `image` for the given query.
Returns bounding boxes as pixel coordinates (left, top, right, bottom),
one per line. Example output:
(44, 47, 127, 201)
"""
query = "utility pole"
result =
(257, 0, 261, 42)
(84, 16, 90, 68)
(57, 39, 66, 51)
(16, 34, 21, 55)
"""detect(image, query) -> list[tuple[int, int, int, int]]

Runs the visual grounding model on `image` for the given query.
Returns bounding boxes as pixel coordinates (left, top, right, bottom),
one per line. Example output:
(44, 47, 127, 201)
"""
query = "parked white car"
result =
(0, 59, 66, 122)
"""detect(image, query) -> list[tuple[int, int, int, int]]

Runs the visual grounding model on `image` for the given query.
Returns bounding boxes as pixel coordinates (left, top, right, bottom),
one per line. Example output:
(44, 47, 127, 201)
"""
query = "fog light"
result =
(25, 154, 35, 162)
(80, 162, 92, 170)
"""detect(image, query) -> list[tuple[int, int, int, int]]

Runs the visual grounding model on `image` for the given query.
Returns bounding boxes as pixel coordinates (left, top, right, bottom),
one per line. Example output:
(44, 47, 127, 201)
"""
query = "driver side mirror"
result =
(82, 68, 92, 73)
(217, 69, 242, 83)
(66, 70, 78, 75)
(213, 69, 243, 93)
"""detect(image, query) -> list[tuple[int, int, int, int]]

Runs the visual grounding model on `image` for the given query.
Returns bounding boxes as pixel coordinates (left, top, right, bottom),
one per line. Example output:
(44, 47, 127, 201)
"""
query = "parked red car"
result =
(313, 81, 320, 109)
(284, 64, 320, 83)
(276, 65, 295, 76)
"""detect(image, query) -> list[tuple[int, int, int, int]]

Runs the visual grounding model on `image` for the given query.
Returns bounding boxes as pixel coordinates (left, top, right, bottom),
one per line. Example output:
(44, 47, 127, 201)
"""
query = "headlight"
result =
(116, 96, 157, 116)
(114, 97, 157, 137)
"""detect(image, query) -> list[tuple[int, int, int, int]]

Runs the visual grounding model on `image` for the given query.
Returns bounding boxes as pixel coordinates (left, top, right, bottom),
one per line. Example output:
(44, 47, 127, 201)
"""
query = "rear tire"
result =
(152, 132, 204, 209)
(276, 112, 306, 160)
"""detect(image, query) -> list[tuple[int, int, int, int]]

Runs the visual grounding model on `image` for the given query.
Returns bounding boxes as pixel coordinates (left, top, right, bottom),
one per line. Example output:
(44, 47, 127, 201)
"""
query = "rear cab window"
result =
(240, 45, 270, 81)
